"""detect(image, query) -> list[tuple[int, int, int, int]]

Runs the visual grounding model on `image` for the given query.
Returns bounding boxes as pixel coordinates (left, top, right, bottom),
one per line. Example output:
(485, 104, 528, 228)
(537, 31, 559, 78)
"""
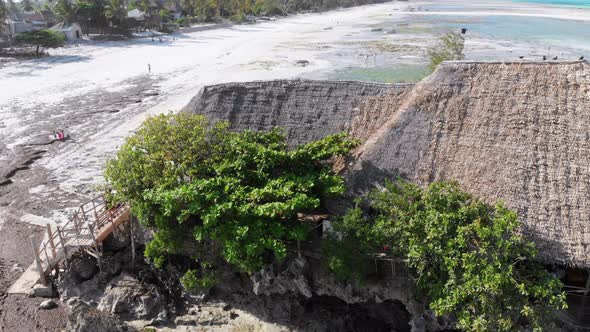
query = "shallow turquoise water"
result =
(330, 65, 431, 83)
(420, 13, 590, 53)
(513, 0, 590, 7)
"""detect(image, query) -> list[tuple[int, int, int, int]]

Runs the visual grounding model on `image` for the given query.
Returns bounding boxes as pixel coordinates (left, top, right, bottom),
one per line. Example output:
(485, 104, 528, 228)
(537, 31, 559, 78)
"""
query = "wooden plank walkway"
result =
(32, 195, 131, 284)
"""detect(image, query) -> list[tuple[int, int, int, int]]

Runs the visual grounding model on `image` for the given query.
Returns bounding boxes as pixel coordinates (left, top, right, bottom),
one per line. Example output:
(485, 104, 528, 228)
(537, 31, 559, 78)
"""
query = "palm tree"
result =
(0, 0, 7, 40)
(103, 0, 126, 27)
(20, 0, 34, 11)
(6, 0, 18, 14)
(54, 0, 75, 24)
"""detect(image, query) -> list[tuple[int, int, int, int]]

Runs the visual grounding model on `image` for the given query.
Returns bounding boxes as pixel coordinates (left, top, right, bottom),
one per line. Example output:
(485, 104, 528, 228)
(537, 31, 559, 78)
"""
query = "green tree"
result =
(15, 29, 65, 55)
(6, 0, 17, 14)
(179, 0, 194, 17)
(20, 0, 33, 11)
(54, 0, 76, 24)
(105, 113, 357, 284)
(158, 8, 169, 21)
(75, 0, 99, 34)
(428, 31, 465, 71)
(325, 180, 567, 331)
(0, 0, 7, 37)
(103, 0, 126, 27)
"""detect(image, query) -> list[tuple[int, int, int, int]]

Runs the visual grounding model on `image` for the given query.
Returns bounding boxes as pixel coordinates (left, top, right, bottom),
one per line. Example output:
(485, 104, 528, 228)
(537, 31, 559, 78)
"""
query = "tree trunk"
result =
(35, 44, 39, 56)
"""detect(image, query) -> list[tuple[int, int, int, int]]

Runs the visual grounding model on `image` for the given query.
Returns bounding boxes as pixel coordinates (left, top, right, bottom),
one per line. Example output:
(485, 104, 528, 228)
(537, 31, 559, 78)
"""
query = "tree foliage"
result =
(15, 29, 65, 55)
(104, 0, 127, 26)
(0, 0, 7, 37)
(20, 0, 33, 11)
(54, 0, 76, 24)
(428, 32, 465, 71)
(75, 0, 100, 34)
(325, 179, 567, 331)
(183, 0, 387, 21)
(6, 0, 17, 14)
(105, 113, 357, 282)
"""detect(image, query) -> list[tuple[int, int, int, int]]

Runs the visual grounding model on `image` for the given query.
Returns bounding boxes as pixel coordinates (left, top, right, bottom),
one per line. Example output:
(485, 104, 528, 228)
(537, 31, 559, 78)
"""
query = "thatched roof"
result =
(349, 60, 590, 268)
(188, 61, 590, 268)
(184, 79, 412, 147)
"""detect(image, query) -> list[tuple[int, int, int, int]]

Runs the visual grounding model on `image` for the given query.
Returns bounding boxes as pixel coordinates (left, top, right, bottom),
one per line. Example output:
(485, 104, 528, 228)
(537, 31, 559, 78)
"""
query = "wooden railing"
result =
(31, 195, 130, 284)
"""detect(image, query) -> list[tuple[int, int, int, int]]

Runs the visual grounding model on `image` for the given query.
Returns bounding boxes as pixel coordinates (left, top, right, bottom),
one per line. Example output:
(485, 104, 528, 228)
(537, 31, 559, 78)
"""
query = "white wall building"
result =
(50, 23, 83, 41)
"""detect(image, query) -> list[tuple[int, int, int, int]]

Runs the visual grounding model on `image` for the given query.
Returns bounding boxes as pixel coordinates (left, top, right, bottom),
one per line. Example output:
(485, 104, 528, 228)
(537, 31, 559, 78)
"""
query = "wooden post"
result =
(88, 223, 102, 271)
(80, 205, 86, 222)
(374, 256, 378, 275)
(42, 247, 51, 271)
(46, 224, 57, 258)
(30, 236, 46, 285)
(92, 199, 97, 220)
(130, 212, 136, 270)
(109, 210, 117, 237)
(56, 226, 69, 266)
(72, 213, 79, 234)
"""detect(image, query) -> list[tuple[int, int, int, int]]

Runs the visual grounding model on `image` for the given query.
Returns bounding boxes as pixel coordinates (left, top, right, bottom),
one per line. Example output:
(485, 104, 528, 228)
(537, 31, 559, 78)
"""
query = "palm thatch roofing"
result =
(348, 60, 590, 268)
(187, 60, 590, 268)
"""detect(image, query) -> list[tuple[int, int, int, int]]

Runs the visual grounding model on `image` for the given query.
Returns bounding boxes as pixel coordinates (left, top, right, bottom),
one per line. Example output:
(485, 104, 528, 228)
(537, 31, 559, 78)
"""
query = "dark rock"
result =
(295, 60, 310, 67)
(97, 272, 167, 321)
(252, 257, 312, 298)
(39, 299, 58, 310)
(70, 256, 99, 282)
(67, 301, 134, 332)
(102, 223, 131, 251)
(58, 271, 102, 300)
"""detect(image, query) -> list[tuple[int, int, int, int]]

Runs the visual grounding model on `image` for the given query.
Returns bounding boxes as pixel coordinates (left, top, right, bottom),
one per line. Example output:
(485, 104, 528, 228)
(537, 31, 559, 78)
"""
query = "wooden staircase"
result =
(31, 196, 131, 284)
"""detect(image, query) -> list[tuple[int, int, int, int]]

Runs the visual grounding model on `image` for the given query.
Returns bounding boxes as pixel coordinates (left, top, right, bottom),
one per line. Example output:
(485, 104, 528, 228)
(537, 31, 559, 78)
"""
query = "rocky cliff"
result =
(58, 225, 450, 332)
(187, 61, 590, 269)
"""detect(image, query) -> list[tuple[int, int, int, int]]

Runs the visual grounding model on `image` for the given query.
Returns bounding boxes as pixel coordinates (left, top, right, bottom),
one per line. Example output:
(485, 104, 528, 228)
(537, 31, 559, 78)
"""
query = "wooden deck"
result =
(32, 196, 130, 284)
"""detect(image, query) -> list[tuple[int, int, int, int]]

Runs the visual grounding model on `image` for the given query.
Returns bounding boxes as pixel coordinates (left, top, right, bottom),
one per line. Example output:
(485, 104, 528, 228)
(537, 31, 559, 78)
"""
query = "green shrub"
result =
(327, 179, 567, 331)
(252, 2, 265, 15)
(180, 266, 217, 292)
(15, 29, 65, 55)
(105, 113, 358, 278)
(176, 17, 188, 27)
(230, 12, 245, 23)
(428, 32, 465, 71)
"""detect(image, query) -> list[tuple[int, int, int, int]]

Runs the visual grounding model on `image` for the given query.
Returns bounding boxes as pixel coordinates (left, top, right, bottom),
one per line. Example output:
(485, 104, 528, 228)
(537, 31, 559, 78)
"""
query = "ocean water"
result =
(418, 0, 590, 55)
(513, 0, 590, 7)
(427, 14, 590, 53)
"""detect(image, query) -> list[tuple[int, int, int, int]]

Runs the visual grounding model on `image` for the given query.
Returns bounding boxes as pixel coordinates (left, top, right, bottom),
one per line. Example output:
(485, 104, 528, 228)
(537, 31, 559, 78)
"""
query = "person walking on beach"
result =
(148, 63, 151, 74)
